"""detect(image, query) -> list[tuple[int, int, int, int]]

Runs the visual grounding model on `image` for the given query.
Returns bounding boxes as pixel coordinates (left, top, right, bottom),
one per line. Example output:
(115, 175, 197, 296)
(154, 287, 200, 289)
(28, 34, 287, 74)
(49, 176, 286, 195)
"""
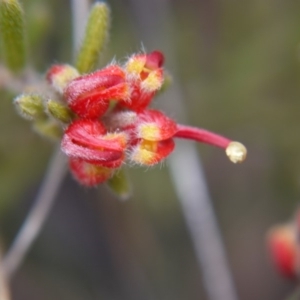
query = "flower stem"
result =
(1, 147, 67, 280)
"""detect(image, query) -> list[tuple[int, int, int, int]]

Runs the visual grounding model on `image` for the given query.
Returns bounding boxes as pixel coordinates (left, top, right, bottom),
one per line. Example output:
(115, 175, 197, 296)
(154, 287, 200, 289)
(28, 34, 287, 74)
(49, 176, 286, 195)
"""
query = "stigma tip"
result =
(225, 141, 247, 163)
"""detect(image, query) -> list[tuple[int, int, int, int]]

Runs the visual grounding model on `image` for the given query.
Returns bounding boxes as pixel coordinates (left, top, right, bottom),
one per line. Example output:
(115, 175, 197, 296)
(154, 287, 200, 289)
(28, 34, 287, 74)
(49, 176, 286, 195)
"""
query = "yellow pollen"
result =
(140, 139, 157, 152)
(132, 140, 158, 165)
(142, 71, 162, 92)
(126, 57, 145, 76)
(139, 123, 160, 141)
(225, 141, 247, 163)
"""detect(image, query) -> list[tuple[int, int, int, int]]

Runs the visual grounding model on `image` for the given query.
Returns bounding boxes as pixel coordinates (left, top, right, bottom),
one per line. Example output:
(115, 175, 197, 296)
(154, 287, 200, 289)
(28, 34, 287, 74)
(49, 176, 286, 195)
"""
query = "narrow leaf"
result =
(0, 0, 26, 71)
(75, 2, 110, 74)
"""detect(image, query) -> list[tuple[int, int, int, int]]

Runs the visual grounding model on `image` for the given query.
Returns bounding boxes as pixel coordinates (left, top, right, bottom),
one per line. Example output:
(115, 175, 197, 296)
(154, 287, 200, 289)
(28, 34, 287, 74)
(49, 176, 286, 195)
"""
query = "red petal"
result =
(61, 120, 126, 164)
(64, 65, 129, 119)
(69, 158, 113, 186)
(118, 83, 154, 112)
(145, 51, 164, 69)
(130, 138, 175, 165)
(136, 110, 177, 141)
(268, 225, 297, 279)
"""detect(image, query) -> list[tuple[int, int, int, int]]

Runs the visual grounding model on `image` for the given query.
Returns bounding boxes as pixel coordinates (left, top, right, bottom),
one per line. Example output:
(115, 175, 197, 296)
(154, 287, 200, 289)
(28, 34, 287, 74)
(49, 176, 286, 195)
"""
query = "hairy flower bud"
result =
(61, 119, 127, 165)
(64, 65, 129, 119)
(46, 64, 79, 94)
(47, 100, 74, 123)
(14, 94, 46, 120)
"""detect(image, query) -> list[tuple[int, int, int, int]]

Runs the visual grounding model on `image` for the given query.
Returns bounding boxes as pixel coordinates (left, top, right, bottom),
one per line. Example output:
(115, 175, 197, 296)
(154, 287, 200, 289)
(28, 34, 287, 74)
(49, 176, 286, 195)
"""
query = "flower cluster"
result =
(267, 212, 300, 279)
(15, 50, 247, 188)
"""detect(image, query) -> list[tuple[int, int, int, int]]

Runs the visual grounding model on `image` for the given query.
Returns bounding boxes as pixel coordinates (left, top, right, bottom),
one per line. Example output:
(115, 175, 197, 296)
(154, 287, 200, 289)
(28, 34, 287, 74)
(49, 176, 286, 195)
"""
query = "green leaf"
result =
(75, 2, 110, 74)
(0, 0, 26, 72)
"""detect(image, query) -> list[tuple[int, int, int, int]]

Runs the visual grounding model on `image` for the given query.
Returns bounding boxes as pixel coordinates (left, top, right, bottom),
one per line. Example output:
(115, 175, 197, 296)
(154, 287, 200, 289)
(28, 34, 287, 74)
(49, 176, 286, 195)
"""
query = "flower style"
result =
(15, 50, 247, 188)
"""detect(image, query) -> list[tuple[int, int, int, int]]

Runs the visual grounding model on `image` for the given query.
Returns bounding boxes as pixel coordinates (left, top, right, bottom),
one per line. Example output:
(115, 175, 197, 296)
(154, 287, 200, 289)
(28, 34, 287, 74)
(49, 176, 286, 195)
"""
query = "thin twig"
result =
(1, 0, 91, 281)
(128, 0, 239, 299)
(1, 147, 67, 280)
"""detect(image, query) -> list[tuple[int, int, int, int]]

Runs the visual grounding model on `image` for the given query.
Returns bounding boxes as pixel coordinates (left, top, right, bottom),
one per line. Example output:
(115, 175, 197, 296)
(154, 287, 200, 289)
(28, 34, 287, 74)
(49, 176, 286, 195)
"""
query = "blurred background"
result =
(1, 0, 300, 299)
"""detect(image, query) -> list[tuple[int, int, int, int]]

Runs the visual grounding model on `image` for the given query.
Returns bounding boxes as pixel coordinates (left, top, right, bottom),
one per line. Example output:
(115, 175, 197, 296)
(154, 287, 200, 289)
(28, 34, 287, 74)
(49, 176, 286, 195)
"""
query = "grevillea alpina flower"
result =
(267, 224, 298, 279)
(15, 49, 247, 188)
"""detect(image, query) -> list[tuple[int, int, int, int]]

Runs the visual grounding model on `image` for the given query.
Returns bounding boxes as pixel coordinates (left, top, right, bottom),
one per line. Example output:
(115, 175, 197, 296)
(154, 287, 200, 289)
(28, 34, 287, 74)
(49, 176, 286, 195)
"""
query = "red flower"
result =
(69, 158, 114, 186)
(268, 224, 298, 279)
(43, 50, 246, 186)
(64, 65, 129, 119)
(61, 119, 127, 166)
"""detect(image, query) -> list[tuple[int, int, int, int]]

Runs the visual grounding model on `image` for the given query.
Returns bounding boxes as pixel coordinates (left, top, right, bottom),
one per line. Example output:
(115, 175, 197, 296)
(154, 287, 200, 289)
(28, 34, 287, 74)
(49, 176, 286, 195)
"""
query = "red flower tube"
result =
(61, 119, 127, 165)
(64, 65, 129, 119)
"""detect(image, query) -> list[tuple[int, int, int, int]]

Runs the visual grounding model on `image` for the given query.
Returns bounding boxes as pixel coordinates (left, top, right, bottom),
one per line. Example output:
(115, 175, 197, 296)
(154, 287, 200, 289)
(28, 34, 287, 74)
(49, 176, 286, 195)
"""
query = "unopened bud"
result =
(46, 64, 79, 94)
(14, 94, 45, 120)
(47, 100, 74, 123)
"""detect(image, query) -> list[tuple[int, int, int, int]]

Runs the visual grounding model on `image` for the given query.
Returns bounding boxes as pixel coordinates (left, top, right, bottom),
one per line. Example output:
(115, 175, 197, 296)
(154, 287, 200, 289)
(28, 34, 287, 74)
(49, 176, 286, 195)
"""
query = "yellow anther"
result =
(126, 56, 145, 76)
(142, 70, 163, 92)
(131, 140, 158, 165)
(138, 123, 160, 141)
(225, 141, 247, 163)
